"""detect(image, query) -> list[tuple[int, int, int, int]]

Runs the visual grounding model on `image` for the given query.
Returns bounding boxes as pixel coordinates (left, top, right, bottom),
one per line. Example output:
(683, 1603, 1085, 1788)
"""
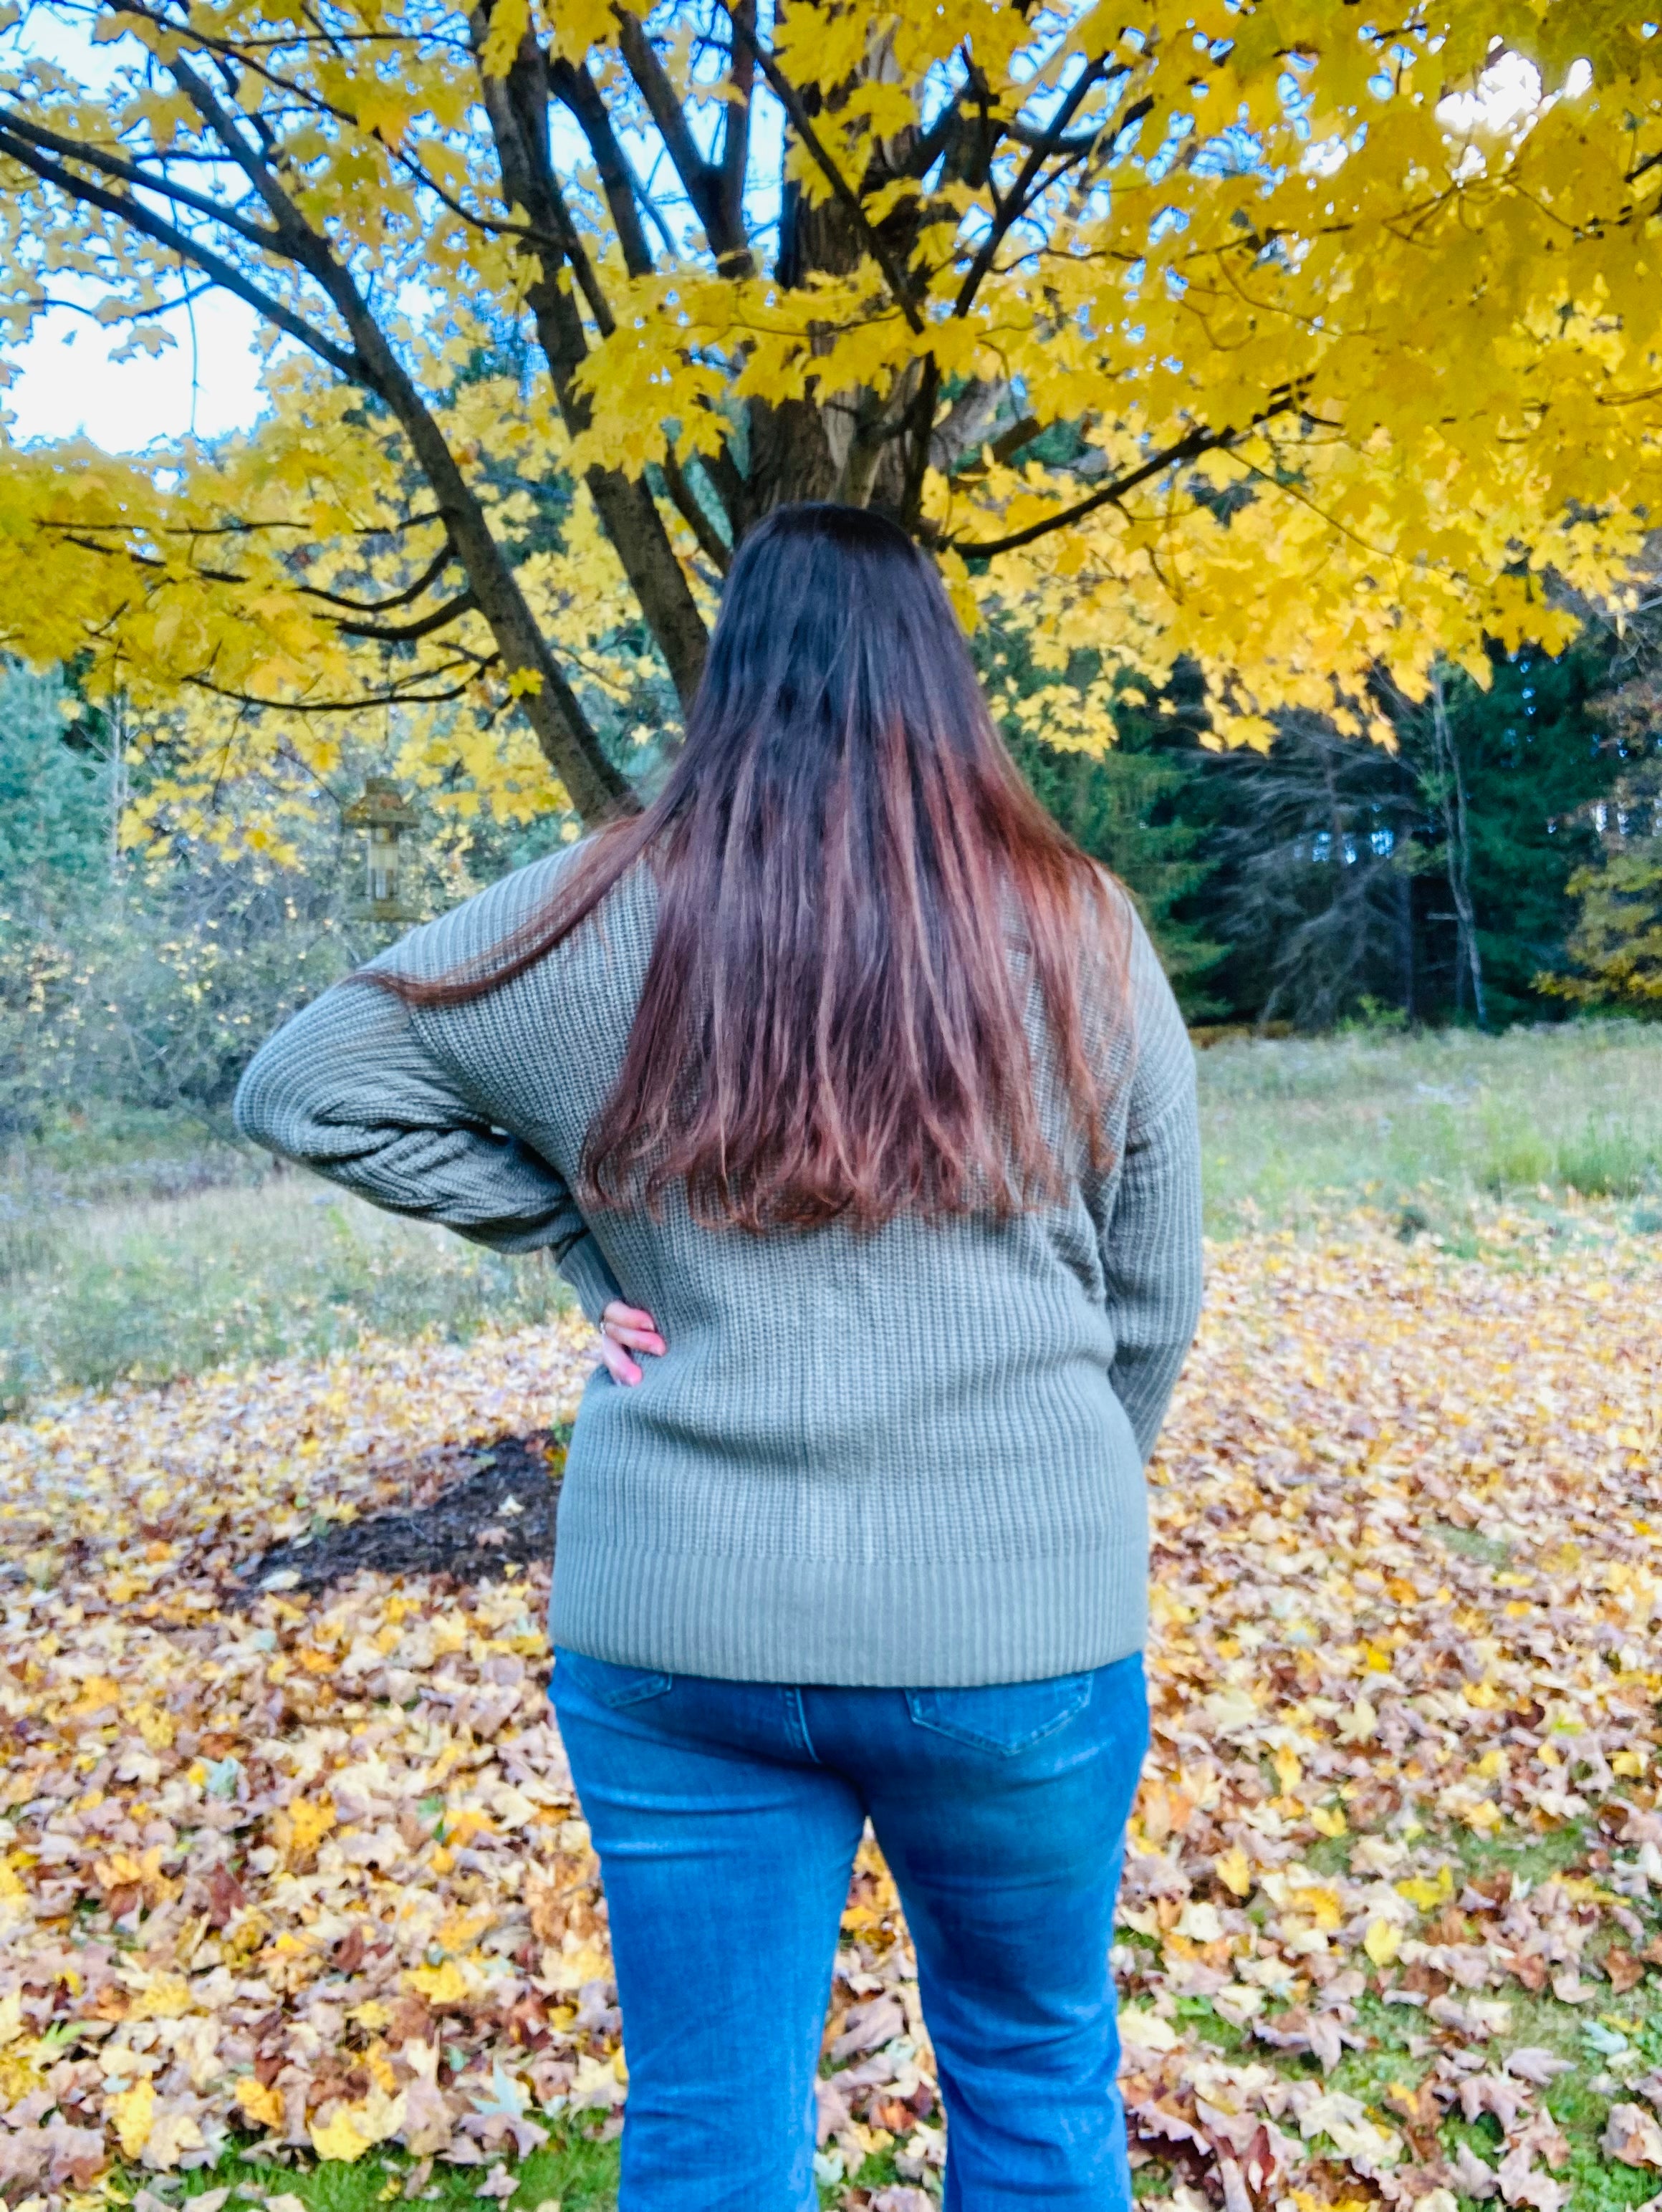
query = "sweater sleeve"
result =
(1095, 913, 1205, 1463)
(232, 886, 623, 1327)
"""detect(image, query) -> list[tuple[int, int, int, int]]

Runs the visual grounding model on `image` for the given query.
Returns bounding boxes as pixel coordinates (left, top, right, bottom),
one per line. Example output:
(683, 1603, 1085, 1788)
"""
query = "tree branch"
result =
(615, 8, 749, 269)
(0, 128, 362, 378)
(334, 589, 477, 643)
(186, 665, 489, 712)
(659, 449, 731, 573)
(898, 355, 941, 532)
(297, 539, 457, 614)
(0, 106, 284, 256)
(474, 7, 708, 709)
(125, 22, 632, 817)
(55, 531, 245, 585)
(57, 526, 475, 645)
(717, 0, 755, 250)
(903, 83, 967, 181)
(719, 4, 924, 332)
(953, 55, 1118, 320)
(941, 395, 1301, 557)
(549, 54, 657, 276)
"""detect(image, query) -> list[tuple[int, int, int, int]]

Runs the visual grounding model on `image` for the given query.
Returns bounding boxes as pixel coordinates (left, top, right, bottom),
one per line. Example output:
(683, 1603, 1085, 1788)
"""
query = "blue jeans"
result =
(549, 1647, 1148, 2212)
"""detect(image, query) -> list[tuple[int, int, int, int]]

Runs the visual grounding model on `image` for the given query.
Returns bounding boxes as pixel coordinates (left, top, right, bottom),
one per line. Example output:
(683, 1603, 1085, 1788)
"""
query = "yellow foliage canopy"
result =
(1, 1, 1660, 820)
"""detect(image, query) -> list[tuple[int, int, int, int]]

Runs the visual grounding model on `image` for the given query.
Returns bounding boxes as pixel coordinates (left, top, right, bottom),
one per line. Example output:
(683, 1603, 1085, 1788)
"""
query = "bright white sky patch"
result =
(1436, 48, 1592, 135)
(6, 287, 268, 450)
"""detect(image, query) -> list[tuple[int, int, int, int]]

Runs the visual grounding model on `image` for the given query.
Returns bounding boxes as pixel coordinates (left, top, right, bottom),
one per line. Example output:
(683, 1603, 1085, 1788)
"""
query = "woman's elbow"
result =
(232, 1029, 313, 1163)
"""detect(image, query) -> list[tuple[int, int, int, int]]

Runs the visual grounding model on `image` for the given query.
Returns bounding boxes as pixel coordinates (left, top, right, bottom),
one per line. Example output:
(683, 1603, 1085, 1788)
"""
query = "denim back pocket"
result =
(906, 1670, 1095, 1756)
(552, 1647, 673, 1710)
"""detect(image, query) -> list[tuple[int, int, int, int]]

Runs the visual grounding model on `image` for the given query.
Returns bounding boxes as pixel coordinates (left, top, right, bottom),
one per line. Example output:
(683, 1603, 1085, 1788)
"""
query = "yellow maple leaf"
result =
(1289, 1884, 1342, 1931)
(128, 1971, 191, 2020)
(1364, 1918, 1403, 1969)
(135, 1704, 175, 1749)
(312, 2086, 407, 2162)
(405, 1958, 470, 2006)
(1214, 1845, 1253, 1898)
(437, 1906, 494, 1951)
(236, 2076, 285, 2130)
(0, 2047, 47, 2102)
(1396, 1866, 1455, 1912)
(110, 2076, 155, 2158)
(279, 1799, 337, 1860)
(309, 2105, 373, 2163)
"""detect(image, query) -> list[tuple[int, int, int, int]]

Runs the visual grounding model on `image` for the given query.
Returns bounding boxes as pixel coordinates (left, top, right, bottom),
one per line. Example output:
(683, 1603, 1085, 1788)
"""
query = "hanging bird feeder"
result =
(342, 776, 422, 922)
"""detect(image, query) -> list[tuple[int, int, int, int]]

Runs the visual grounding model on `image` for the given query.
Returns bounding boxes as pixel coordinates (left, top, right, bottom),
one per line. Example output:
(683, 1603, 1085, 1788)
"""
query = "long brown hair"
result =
(381, 503, 1128, 1233)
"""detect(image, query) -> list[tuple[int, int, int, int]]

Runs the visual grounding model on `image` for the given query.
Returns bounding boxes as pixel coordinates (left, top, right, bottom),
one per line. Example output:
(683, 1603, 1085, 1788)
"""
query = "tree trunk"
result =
(1430, 669, 1487, 1029)
(322, 277, 633, 822)
(479, 27, 709, 714)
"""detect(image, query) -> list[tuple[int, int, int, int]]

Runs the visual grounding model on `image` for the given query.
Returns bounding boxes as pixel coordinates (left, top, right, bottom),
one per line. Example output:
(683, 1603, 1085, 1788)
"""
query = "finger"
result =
(602, 1300, 658, 1332)
(605, 1324, 666, 1357)
(597, 1337, 643, 1387)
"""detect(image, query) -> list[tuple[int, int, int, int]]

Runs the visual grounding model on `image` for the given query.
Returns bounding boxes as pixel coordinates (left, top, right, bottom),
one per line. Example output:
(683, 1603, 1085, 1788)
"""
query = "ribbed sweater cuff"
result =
(554, 1233, 623, 1325)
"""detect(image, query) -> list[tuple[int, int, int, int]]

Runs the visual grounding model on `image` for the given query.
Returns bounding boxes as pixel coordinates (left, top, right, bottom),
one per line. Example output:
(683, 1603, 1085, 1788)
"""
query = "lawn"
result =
(1198, 1018, 1662, 1240)
(3, 1025, 1662, 2212)
(6, 1021, 1662, 1414)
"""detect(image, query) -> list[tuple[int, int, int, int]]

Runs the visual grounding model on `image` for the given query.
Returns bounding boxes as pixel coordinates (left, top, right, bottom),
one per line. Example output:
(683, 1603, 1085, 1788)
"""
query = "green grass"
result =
(1197, 1017, 1662, 1238)
(0, 1150, 571, 1413)
(6, 1019, 1662, 1411)
(133, 2124, 620, 2212)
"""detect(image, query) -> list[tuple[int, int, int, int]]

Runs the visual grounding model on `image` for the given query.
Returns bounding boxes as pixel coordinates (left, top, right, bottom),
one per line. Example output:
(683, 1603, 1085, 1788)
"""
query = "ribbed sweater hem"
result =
(549, 1537, 1150, 1688)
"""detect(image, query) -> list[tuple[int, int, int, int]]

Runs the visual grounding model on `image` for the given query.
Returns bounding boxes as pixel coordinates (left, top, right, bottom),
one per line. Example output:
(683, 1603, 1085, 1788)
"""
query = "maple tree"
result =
(1548, 848, 1662, 1006)
(3, 4, 1662, 829)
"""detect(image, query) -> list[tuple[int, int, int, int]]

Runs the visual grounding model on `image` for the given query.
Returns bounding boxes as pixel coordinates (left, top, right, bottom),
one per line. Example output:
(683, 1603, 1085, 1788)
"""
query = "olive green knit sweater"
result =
(234, 847, 1202, 1686)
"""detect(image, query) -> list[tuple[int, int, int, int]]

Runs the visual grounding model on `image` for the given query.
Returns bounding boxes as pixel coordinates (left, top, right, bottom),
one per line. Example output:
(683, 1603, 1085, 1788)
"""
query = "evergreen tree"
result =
(1390, 647, 1615, 1028)
(0, 665, 111, 913)
(975, 626, 1221, 1006)
(1160, 712, 1418, 1029)
(1161, 645, 1620, 1029)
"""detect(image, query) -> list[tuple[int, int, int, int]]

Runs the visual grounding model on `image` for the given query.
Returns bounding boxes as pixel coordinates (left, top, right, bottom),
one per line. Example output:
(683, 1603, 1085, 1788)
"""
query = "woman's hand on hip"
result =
(599, 1300, 666, 1386)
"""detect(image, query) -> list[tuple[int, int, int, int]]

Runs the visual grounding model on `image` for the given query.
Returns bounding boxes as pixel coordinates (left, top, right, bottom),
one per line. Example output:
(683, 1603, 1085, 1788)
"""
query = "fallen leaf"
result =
(1607, 2105, 1662, 2169)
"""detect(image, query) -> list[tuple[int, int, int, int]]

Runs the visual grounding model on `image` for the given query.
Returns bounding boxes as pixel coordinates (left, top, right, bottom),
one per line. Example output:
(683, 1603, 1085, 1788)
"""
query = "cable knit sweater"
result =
(234, 844, 1203, 1686)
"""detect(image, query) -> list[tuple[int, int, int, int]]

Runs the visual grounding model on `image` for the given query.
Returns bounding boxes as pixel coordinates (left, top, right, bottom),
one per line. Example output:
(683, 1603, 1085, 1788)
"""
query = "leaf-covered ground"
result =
(4, 1215, 1662, 2212)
